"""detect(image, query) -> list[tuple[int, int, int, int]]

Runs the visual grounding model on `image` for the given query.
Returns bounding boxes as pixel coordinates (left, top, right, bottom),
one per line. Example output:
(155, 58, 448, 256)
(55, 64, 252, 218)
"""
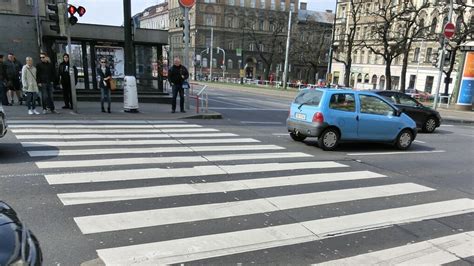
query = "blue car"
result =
(286, 88, 417, 151)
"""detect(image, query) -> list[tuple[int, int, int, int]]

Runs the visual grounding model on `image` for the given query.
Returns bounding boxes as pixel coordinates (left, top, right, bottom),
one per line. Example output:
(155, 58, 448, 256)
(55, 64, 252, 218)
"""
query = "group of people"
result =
(0, 52, 79, 115)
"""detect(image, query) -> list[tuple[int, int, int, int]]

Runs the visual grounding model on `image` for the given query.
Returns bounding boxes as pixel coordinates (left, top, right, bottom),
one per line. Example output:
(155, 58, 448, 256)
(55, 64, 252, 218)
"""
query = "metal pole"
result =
(123, 0, 134, 75)
(414, 39, 424, 90)
(327, 0, 339, 78)
(34, 0, 43, 51)
(282, 11, 292, 90)
(210, 27, 213, 81)
(240, 27, 244, 83)
(433, 0, 453, 110)
(184, 7, 190, 110)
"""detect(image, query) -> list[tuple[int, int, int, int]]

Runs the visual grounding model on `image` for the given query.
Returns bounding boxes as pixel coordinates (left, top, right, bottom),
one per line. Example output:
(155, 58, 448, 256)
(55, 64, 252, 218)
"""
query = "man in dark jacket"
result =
(36, 53, 57, 114)
(0, 55, 8, 105)
(168, 57, 189, 113)
(5, 53, 23, 105)
(58, 53, 78, 109)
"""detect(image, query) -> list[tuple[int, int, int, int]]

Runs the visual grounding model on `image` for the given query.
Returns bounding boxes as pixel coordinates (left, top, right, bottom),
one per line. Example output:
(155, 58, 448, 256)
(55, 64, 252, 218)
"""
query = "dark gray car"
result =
(0, 105, 6, 137)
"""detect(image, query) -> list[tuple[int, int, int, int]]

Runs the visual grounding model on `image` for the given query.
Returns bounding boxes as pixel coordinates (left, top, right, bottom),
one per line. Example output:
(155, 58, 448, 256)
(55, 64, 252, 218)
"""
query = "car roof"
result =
(302, 88, 386, 96)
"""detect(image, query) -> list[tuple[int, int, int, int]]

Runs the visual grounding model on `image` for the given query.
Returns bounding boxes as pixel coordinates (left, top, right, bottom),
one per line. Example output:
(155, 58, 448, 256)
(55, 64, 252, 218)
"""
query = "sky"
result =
(68, 0, 336, 26)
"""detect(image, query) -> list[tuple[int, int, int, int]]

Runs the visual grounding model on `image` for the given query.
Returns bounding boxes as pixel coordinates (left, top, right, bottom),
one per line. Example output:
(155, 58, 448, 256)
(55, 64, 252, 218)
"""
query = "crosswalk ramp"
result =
(10, 120, 474, 265)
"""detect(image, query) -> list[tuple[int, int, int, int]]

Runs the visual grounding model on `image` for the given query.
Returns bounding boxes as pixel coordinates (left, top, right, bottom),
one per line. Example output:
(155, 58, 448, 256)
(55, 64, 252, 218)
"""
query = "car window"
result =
(329, 93, 356, 112)
(398, 94, 419, 107)
(294, 90, 323, 106)
(359, 95, 395, 116)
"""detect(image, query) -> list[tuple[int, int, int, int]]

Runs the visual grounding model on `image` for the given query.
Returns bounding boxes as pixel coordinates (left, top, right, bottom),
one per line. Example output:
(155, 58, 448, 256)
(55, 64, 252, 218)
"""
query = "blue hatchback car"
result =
(286, 88, 417, 150)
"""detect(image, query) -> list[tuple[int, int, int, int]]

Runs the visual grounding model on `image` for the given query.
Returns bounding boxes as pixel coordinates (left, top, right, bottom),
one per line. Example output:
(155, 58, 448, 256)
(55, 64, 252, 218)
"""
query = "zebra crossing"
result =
(9, 119, 474, 265)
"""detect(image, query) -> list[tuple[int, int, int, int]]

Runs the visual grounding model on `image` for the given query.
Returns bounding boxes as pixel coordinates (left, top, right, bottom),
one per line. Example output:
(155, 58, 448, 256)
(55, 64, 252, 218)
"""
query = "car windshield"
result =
(294, 90, 323, 106)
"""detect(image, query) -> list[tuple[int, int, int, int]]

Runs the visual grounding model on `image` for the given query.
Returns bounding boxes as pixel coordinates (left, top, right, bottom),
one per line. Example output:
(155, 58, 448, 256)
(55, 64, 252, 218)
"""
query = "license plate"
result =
(295, 113, 306, 120)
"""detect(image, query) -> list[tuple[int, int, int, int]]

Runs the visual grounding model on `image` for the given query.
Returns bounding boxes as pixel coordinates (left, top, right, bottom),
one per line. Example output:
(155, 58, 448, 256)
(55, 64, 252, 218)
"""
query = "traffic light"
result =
(443, 49, 452, 66)
(68, 5, 86, 26)
(47, 3, 66, 36)
(432, 48, 443, 67)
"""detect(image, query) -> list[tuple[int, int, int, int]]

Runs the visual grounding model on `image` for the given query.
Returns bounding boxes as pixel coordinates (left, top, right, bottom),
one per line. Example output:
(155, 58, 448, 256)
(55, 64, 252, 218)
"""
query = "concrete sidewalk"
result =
(2, 100, 222, 121)
(198, 81, 474, 124)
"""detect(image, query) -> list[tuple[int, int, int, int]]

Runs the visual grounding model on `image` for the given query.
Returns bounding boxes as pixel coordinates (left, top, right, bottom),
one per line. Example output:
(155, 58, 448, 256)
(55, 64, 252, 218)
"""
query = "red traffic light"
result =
(77, 6, 86, 17)
(68, 5, 77, 15)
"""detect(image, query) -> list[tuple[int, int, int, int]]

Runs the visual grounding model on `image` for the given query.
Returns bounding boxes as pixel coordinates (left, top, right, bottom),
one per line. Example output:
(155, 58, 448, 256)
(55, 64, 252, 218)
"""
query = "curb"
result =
(183, 113, 223, 119)
(442, 117, 474, 124)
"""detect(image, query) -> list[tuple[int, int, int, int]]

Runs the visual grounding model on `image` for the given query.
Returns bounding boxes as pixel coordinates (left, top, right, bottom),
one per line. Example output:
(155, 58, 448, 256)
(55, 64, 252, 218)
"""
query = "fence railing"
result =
(189, 83, 208, 113)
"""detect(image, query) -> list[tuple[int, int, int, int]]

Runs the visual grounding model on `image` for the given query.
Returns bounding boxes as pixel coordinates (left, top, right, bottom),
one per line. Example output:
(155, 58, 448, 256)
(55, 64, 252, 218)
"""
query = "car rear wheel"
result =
(422, 117, 438, 133)
(289, 132, 306, 141)
(395, 129, 414, 150)
(318, 128, 340, 151)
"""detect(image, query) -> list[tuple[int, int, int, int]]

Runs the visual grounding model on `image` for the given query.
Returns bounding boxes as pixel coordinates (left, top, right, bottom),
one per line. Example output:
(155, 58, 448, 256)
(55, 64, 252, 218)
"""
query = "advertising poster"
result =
(96, 46, 125, 78)
(457, 52, 474, 105)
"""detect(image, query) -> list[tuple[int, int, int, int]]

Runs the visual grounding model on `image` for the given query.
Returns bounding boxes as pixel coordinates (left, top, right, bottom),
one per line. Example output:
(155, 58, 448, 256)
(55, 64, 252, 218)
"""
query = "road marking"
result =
(240, 121, 283, 125)
(57, 170, 381, 205)
(28, 145, 285, 157)
(36, 152, 313, 169)
(347, 150, 446, 156)
(413, 140, 426, 144)
(8, 124, 201, 129)
(7, 120, 186, 124)
(45, 161, 349, 185)
(75, 183, 434, 234)
(15, 133, 239, 140)
(440, 124, 454, 127)
(319, 232, 474, 265)
(458, 133, 474, 138)
(12, 128, 219, 134)
(272, 133, 289, 136)
(96, 199, 474, 265)
(21, 138, 259, 148)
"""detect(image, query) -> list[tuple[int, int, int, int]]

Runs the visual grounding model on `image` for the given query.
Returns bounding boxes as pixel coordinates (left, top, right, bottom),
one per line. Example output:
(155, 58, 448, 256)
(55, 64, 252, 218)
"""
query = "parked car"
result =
(286, 88, 417, 150)
(405, 88, 432, 102)
(374, 90, 441, 133)
(0, 105, 7, 138)
(0, 201, 43, 266)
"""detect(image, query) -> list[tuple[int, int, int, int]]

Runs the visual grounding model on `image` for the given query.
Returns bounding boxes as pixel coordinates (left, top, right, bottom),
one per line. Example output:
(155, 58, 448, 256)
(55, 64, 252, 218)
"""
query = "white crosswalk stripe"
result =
(10, 120, 473, 265)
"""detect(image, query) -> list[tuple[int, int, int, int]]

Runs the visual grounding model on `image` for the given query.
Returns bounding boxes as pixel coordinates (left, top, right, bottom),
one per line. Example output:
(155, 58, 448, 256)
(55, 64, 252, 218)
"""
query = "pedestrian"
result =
(97, 57, 112, 113)
(0, 55, 8, 106)
(58, 53, 78, 109)
(168, 57, 189, 113)
(5, 53, 23, 105)
(21, 57, 40, 115)
(36, 52, 57, 114)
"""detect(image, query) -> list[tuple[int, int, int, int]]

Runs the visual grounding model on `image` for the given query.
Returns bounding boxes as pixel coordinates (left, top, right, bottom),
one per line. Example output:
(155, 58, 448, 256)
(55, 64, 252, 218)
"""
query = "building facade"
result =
(136, 1, 170, 30)
(331, 0, 473, 94)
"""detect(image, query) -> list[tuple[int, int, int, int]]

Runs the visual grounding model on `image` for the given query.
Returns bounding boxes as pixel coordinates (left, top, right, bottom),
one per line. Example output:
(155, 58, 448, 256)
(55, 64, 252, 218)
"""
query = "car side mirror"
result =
(393, 109, 402, 117)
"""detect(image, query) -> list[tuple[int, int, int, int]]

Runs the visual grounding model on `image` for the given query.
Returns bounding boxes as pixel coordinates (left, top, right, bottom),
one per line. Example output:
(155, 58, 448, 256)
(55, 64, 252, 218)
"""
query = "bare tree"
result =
(440, 2, 473, 97)
(364, 0, 411, 90)
(333, 0, 364, 87)
(291, 18, 333, 84)
(243, 14, 289, 80)
(398, 0, 431, 93)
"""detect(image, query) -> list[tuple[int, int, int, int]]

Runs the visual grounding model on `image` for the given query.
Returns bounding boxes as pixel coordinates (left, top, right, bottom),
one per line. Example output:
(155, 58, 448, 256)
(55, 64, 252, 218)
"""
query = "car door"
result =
(327, 93, 358, 140)
(395, 93, 425, 127)
(357, 94, 401, 141)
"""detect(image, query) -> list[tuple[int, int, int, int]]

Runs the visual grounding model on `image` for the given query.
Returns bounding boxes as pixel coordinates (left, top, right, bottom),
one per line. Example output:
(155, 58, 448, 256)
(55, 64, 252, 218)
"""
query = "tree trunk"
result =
(344, 63, 351, 87)
(400, 53, 409, 93)
(385, 58, 392, 90)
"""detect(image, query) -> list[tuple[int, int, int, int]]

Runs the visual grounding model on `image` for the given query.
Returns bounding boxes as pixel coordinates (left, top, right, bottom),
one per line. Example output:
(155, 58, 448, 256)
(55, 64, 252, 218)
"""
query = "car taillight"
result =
(312, 112, 324, 123)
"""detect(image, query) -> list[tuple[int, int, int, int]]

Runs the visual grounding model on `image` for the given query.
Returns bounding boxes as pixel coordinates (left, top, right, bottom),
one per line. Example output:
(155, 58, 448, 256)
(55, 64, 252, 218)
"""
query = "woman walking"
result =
(21, 57, 40, 115)
(97, 58, 112, 113)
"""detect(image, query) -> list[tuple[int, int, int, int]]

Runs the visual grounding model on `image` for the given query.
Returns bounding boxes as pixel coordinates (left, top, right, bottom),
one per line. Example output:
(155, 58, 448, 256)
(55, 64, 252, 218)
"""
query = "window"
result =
(294, 90, 323, 106)
(250, 0, 256, 8)
(228, 0, 235, 4)
(228, 41, 234, 50)
(398, 94, 419, 107)
(212, 58, 217, 68)
(280, 0, 285, 10)
(204, 0, 216, 2)
(413, 47, 420, 62)
(240, 0, 245, 7)
(271, 0, 276, 10)
(290, 3, 295, 11)
(258, 20, 264, 30)
(329, 93, 356, 112)
(227, 59, 233, 69)
(205, 14, 216, 26)
(359, 95, 395, 116)
(260, 0, 266, 8)
(425, 76, 434, 94)
(249, 43, 255, 51)
(259, 43, 264, 52)
(203, 58, 208, 68)
(409, 75, 416, 89)
(425, 48, 432, 62)
(226, 17, 233, 27)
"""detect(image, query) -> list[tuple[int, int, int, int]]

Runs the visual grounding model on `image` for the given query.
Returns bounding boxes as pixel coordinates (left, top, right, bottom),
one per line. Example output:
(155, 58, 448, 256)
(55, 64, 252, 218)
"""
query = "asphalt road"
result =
(0, 86, 473, 265)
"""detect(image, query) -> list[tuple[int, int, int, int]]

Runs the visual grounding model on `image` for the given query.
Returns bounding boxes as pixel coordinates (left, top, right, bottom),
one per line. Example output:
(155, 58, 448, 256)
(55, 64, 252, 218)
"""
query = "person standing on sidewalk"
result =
(0, 55, 8, 106)
(5, 53, 23, 106)
(36, 52, 57, 114)
(21, 57, 40, 115)
(168, 57, 189, 113)
(58, 53, 78, 109)
(97, 58, 112, 113)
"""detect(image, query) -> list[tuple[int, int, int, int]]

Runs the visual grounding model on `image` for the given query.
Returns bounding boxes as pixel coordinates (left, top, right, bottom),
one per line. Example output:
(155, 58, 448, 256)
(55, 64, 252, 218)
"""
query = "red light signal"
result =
(77, 6, 86, 17)
(68, 5, 77, 15)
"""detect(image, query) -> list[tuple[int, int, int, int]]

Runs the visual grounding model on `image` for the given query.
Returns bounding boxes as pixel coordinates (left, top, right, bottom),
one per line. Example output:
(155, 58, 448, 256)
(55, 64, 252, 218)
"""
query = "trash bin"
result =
(123, 76, 139, 113)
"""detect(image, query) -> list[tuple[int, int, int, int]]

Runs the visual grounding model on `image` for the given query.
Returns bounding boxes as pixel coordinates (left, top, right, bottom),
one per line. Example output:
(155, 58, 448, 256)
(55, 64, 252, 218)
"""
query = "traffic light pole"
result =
(184, 7, 190, 110)
(433, 0, 453, 110)
(63, 0, 78, 113)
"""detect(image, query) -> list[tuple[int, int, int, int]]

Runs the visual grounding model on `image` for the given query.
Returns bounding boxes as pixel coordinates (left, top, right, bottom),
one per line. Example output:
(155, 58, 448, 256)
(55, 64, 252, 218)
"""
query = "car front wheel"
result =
(318, 128, 340, 151)
(289, 132, 306, 141)
(395, 129, 414, 150)
(422, 117, 438, 133)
